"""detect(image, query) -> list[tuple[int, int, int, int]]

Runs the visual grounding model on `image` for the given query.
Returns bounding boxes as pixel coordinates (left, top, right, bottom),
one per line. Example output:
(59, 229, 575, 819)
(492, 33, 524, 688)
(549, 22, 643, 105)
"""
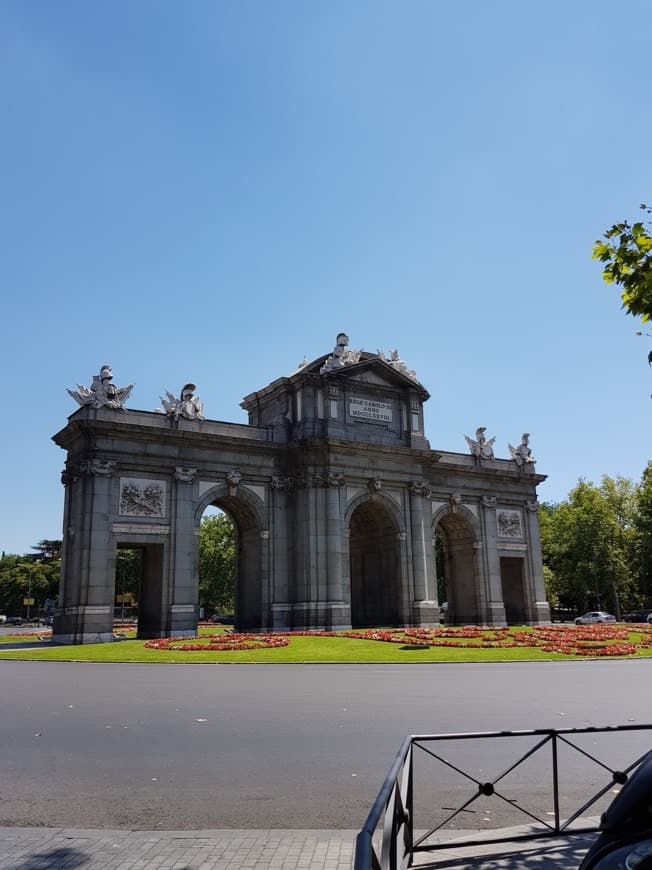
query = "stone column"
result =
(481, 496, 507, 626)
(326, 480, 344, 604)
(53, 459, 117, 644)
(270, 477, 292, 630)
(524, 501, 551, 623)
(409, 482, 437, 625)
(167, 467, 199, 638)
(291, 474, 320, 629)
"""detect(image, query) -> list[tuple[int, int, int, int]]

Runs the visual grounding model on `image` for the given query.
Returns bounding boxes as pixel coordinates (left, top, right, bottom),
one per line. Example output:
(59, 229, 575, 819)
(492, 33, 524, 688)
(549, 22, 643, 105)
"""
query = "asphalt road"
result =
(1, 660, 651, 830)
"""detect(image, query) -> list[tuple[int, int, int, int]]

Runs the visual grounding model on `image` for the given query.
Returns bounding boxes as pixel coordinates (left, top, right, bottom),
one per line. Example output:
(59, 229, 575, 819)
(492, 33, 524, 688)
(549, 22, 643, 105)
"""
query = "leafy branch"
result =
(593, 203, 652, 323)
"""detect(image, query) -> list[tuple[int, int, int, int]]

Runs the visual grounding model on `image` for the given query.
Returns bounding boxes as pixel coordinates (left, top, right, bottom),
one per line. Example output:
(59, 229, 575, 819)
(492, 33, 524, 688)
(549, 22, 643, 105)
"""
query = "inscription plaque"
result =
(349, 397, 392, 423)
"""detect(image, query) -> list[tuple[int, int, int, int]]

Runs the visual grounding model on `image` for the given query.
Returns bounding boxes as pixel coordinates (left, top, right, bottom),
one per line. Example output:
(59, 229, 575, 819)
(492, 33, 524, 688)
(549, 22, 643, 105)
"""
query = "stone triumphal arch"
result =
(53, 335, 550, 643)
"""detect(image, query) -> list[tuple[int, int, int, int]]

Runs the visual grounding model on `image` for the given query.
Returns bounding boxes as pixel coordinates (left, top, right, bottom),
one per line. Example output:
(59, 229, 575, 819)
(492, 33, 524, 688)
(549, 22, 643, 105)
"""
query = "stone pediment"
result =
(299, 353, 430, 399)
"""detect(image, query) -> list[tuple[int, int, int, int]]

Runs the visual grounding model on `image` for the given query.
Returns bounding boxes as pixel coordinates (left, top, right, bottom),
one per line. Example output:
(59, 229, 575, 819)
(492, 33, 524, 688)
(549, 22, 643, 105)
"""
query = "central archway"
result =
(349, 499, 400, 627)
(195, 486, 266, 632)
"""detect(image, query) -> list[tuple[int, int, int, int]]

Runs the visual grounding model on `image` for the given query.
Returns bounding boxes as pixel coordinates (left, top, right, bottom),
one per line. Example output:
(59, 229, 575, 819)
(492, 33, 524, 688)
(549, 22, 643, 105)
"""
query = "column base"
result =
(52, 631, 115, 645)
(483, 602, 507, 626)
(411, 600, 439, 626)
(530, 601, 551, 624)
(52, 605, 113, 644)
(291, 601, 352, 631)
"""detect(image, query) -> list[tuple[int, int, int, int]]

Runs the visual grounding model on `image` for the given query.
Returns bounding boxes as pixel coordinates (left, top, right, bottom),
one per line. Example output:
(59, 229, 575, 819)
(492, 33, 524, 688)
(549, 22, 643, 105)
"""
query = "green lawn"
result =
(1, 626, 651, 663)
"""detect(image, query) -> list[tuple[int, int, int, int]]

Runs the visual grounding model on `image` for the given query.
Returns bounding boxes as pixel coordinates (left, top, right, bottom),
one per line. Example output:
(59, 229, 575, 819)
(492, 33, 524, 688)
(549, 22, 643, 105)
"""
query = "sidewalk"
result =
(0, 828, 357, 870)
(0, 825, 596, 870)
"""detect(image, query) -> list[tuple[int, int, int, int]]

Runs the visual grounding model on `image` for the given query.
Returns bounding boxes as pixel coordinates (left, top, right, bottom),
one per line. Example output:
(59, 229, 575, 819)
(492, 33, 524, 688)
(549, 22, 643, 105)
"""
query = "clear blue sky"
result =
(1, 0, 651, 555)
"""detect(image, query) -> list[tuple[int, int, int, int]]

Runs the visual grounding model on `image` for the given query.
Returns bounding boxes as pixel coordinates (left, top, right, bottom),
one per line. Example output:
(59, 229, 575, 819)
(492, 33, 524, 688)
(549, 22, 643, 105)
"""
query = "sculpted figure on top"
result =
(377, 348, 419, 382)
(464, 427, 496, 463)
(159, 383, 205, 421)
(320, 333, 361, 372)
(509, 432, 535, 467)
(67, 364, 133, 410)
(319, 332, 419, 380)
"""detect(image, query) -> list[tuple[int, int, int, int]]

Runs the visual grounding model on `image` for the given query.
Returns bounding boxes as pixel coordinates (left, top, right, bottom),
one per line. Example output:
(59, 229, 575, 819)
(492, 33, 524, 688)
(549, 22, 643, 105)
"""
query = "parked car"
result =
(0, 614, 6, 624)
(575, 611, 616, 625)
(623, 611, 652, 624)
(6, 616, 23, 626)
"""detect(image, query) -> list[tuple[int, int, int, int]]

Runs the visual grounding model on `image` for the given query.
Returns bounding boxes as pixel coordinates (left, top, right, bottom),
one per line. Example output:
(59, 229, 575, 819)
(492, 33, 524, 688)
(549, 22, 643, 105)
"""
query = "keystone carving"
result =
(226, 470, 242, 495)
(368, 478, 383, 494)
(450, 493, 462, 513)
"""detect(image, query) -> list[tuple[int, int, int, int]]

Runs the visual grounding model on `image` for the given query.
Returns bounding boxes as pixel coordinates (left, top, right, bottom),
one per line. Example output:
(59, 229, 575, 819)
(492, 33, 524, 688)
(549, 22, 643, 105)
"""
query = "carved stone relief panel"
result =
(119, 478, 167, 517)
(496, 509, 523, 538)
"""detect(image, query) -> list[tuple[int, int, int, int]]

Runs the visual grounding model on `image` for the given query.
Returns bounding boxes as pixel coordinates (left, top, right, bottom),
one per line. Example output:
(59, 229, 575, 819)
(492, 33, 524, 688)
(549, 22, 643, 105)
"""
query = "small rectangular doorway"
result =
(500, 557, 527, 624)
(115, 543, 166, 638)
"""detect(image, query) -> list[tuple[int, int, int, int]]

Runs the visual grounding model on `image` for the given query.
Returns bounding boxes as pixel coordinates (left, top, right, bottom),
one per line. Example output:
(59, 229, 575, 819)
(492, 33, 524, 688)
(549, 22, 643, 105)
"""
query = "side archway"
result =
(195, 485, 267, 631)
(345, 494, 403, 628)
(433, 506, 482, 625)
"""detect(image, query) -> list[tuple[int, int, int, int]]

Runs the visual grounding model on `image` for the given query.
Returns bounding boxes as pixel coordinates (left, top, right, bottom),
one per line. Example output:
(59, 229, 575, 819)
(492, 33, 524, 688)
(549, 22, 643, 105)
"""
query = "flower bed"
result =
(5, 630, 52, 639)
(144, 633, 290, 652)
(133, 622, 652, 657)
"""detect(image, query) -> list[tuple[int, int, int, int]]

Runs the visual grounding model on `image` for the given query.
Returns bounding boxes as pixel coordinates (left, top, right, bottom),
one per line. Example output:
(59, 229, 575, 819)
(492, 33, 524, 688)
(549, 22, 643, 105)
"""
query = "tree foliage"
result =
(593, 204, 652, 324)
(115, 548, 142, 609)
(633, 462, 652, 600)
(0, 552, 60, 616)
(198, 512, 235, 615)
(31, 539, 62, 562)
(541, 474, 644, 616)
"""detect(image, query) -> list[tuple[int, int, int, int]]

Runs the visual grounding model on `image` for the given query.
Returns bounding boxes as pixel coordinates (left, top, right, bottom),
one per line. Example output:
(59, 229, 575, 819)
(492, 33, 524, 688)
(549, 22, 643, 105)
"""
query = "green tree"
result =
(31, 539, 62, 562)
(593, 204, 652, 325)
(199, 512, 235, 615)
(540, 477, 637, 616)
(633, 461, 652, 602)
(0, 555, 60, 617)
(115, 549, 142, 613)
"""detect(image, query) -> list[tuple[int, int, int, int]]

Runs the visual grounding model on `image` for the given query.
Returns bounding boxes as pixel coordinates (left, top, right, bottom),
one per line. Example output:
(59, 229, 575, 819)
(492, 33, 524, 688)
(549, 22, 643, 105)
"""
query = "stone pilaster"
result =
(524, 501, 551, 624)
(481, 496, 507, 626)
(408, 483, 437, 625)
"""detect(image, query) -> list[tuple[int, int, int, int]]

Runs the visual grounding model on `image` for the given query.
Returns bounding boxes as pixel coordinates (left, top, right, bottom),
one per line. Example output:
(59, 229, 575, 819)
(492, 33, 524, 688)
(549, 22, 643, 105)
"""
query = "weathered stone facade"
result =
(52, 341, 550, 643)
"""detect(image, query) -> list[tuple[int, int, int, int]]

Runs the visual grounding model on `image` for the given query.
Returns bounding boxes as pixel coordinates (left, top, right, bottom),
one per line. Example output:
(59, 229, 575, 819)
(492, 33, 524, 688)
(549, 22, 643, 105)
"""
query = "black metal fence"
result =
(354, 724, 652, 870)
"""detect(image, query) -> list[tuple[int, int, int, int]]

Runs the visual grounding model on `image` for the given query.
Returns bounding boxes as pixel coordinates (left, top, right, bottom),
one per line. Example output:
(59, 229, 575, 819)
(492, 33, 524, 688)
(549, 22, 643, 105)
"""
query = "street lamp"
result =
(588, 561, 601, 609)
(22, 564, 34, 620)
